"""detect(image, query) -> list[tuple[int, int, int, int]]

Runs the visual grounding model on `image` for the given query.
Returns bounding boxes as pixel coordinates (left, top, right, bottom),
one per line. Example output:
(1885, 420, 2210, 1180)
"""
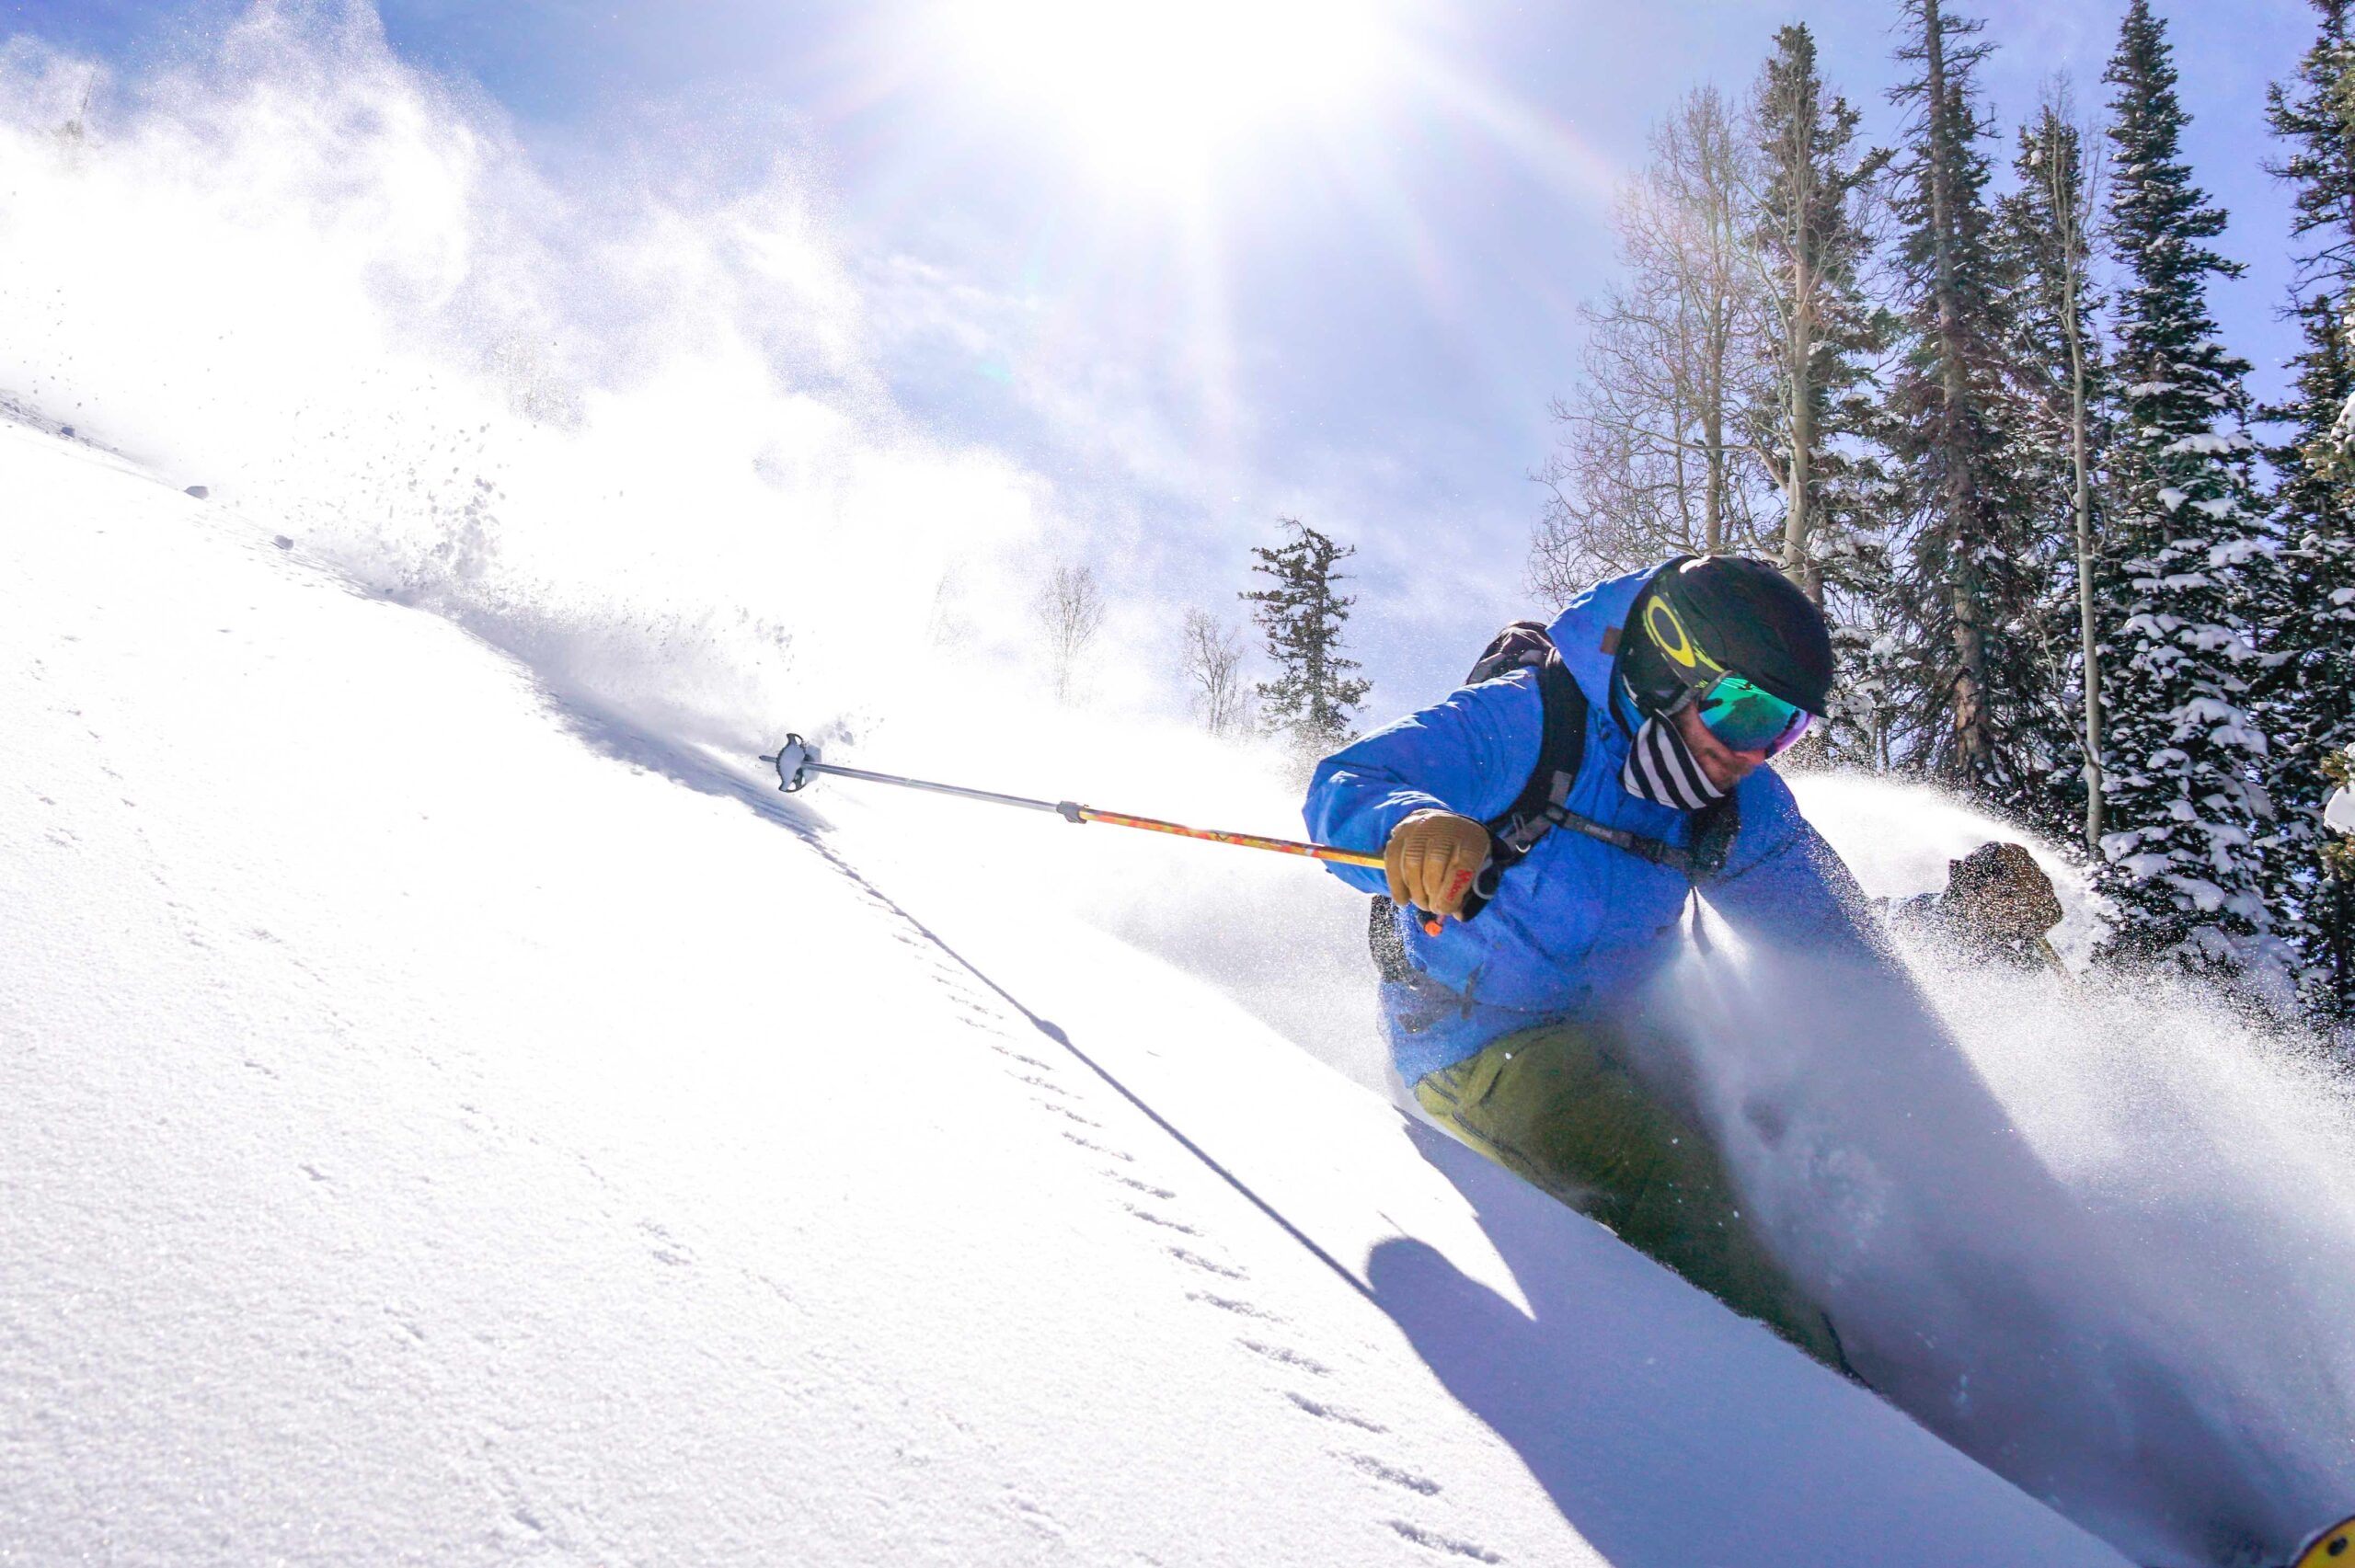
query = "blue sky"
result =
(3, 0, 2326, 712)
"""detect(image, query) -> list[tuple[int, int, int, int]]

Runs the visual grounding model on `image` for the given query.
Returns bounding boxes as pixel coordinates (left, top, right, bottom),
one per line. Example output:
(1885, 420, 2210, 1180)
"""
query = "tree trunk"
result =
(1922, 0, 1993, 781)
(1763, 53, 1825, 604)
(2052, 137, 2105, 853)
(1784, 246, 1819, 600)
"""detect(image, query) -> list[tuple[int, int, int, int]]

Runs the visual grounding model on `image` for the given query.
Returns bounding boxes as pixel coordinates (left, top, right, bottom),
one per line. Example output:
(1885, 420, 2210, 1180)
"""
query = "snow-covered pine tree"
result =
(1749, 23, 1899, 769)
(1992, 95, 2111, 852)
(1879, 0, 2052, 807)
(2092, 0, 2282, 979)
(1241, 519, 1372, 760)
(2316, 746, 2355, 1026)
(2259, 0, 2355, 1020)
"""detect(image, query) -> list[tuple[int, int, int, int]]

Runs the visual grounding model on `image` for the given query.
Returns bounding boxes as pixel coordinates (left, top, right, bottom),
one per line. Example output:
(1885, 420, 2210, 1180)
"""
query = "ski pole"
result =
(757, 734, 1444, 929)
(2037, 936, 2075, 984)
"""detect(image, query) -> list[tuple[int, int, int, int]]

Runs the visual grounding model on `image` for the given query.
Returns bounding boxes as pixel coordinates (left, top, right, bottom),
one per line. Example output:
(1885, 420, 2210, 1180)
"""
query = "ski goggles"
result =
(1639, 592, 1816, 756)
(1685, 672, 1813, 756)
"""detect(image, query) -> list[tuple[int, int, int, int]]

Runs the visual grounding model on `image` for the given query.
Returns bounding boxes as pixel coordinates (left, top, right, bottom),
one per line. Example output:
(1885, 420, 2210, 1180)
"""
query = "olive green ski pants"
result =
(1414, 1022, 1846, 1371)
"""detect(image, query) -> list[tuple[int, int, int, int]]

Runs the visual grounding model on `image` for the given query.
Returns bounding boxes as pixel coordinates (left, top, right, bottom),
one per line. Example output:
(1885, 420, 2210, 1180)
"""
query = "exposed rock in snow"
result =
(2326, 785, 2355, 837)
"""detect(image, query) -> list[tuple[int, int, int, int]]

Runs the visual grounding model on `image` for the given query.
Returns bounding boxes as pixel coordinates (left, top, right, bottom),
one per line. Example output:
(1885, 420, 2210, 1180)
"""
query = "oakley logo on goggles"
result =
(1642, 599, 1815, 757)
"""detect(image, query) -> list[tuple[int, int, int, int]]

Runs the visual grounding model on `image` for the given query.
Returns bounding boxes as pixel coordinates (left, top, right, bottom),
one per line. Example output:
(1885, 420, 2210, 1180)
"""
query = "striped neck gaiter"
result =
(1621, 714, 1725, 811)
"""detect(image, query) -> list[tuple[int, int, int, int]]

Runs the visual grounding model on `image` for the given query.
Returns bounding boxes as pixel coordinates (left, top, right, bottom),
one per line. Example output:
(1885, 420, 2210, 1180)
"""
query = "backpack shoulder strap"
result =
(1458, 644, 1743, 917)
(1455, 648, 1588, 921)
(1378, 616, 1731, 946)
(1485, 649, 1587, 860)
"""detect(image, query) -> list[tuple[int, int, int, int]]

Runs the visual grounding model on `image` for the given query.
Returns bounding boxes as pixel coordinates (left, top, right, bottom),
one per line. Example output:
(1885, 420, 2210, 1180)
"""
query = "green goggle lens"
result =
(1694, 676, 1812, 756)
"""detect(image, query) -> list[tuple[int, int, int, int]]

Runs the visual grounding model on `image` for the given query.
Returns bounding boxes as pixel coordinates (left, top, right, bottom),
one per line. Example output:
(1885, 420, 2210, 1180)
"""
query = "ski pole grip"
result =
(1411, 860, 1500, 934)
(1453, 861, 1502, 925)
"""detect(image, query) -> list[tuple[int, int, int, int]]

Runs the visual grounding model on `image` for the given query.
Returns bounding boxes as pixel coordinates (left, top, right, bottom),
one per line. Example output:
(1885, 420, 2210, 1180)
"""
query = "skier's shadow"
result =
(1367, 1117, 1974, 1568)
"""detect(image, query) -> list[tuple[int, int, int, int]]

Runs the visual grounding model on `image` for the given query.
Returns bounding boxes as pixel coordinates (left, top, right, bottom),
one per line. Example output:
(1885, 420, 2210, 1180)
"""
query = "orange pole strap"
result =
(1076, 807, 1387, 871)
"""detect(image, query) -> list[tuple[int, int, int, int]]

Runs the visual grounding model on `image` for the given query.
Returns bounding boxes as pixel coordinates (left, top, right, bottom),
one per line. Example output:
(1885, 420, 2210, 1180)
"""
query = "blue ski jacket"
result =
(1305, 567, 1888, 1084)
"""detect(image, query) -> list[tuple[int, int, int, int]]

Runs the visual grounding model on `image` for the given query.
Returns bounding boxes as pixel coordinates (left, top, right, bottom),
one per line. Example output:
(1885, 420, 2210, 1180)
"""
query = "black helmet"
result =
(1619, 555, 1833, 719)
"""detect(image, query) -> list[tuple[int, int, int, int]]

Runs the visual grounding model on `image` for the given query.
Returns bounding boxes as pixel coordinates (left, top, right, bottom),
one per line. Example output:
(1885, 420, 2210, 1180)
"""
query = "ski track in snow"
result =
(0, 411, 1545, 1564)
(626, 743, 1498, 1553)
(0, 409, 2149, 1565)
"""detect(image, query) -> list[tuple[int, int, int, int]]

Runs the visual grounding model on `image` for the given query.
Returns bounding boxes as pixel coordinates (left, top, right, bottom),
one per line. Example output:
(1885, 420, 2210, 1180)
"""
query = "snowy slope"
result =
(0, 419, 2145, 1565)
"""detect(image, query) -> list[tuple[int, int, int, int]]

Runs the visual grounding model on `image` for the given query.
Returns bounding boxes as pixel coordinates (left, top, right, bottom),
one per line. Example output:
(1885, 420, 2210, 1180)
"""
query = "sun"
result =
(935, 0, 1401, 185)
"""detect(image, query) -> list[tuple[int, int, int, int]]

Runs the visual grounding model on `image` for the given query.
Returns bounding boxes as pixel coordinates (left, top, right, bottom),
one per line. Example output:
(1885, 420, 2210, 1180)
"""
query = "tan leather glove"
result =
(1384, 810, 1491, 921)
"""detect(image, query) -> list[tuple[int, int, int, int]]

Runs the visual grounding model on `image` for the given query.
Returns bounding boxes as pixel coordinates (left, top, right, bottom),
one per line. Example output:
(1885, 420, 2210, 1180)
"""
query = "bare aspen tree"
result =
(56, 75, 95, 145)
(2039, 96, 2108, 853)
(1178, 608, 1251, 738)
(1532, 87, 1775, 601)
(1991, 84, 2110, 848)
(926, 566, 973, 649)
(1034, 563, 1107, 704)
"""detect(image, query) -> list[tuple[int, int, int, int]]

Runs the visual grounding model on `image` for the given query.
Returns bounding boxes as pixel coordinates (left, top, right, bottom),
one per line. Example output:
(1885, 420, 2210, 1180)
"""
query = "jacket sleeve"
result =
(1302, 673, 1545, 898)
(1705, 768, 1895, 968)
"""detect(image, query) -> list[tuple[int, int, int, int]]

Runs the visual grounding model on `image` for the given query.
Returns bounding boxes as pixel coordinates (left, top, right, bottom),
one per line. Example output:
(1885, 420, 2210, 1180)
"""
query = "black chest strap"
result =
(1369, 642, 1740, 973)
(1457, 650, 1737, 919)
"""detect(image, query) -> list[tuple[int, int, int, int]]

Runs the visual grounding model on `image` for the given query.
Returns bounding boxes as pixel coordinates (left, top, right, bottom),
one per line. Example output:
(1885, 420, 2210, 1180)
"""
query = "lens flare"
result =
(933, 0, 1399, 182)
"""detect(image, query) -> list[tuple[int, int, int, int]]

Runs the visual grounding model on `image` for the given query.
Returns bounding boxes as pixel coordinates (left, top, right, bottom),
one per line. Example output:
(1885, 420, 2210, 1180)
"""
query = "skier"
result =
(1304, 555, 1890, 1368)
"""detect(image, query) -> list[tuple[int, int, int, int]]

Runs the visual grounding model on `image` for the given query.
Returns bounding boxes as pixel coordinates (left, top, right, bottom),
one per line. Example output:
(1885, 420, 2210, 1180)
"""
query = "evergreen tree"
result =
(1879, 0, 2052, 806)
(2315, 746, 2355, 1027)
(1241, 519, 1372, 758)
(1992, 97, 2111, 851)
(1750, 24, 1898, 767)
(2093, 0, 2281, 979)
(2267, 0, 2355, 288)
(2260, 0, 2355, 1018)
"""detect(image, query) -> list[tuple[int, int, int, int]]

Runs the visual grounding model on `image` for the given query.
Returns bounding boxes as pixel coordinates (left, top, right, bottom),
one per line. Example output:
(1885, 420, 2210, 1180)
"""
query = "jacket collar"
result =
(1543, 564, 1671, 740)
